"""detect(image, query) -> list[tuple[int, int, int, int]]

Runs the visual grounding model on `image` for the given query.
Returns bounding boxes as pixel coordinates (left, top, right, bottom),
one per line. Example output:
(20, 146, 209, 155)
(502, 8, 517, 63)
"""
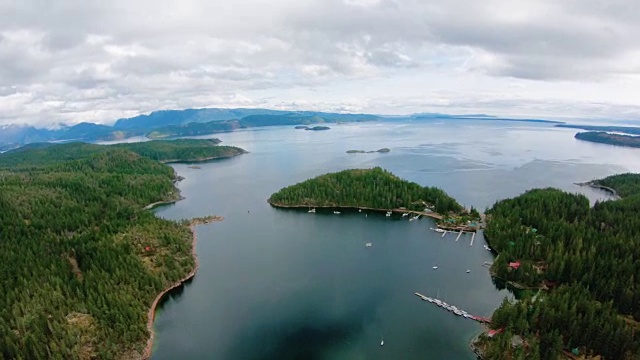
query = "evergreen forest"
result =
(575, 131, 640, 148)
(0, 138, 245, 170)
(481, 174, 640, 359)
(0, 139, 244, 359)
(268, 167, 462, 214)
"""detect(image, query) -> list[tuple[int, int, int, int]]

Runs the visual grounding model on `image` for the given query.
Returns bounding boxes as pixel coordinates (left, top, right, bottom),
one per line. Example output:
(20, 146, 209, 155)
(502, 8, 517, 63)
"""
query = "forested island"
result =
(477, 174, 640, 359)
(0, 139, 245, 358)
(268, 167, 463, 215)
(575, 131, 640, 148)
(557, 124, 640, 135)
(346, 148, 390, 153)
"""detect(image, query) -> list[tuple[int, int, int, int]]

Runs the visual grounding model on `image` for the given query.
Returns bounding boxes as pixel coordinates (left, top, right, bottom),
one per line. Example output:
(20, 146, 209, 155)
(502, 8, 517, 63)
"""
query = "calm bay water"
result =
(151, 120, 640, 359)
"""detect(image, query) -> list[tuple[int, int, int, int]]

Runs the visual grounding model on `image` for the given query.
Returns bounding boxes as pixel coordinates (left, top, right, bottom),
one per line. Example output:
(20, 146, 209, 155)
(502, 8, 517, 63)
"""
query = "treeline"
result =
(268, 167, 462, 214)
(482, 174, 640, 359)
(0, 139, 245, 170)
(487, 286, 636, 360)
(575, 131, 640, 148)
(0, 140, 244, 358)
(593, 172, 640, 198)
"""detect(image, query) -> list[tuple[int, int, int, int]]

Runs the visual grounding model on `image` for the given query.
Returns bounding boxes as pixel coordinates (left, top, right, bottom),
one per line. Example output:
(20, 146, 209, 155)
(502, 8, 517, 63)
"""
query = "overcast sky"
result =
(1, 0, 639, 127)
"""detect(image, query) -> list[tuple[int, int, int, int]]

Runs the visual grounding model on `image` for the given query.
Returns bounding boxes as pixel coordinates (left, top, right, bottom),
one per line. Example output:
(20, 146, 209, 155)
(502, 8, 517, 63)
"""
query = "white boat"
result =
(432, 265, 438, 270)
(402, 213, 409, 217)
(380, 337, 384, 346)
(308, 208, 316, 213)
(454, 309, 463, 316)
(358, 209, 362, 212)
(483, 245, 491, 251)
(432, 228, 446, 233)
(466, 269, 471, 273)
(365, 242, 372, 247)
(333, 211, 341, 214)
(386, 211, 392, 217)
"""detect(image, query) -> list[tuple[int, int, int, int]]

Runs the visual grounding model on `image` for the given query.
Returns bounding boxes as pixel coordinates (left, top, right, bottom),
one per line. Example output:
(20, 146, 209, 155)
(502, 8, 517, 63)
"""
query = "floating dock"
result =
(414, 292, 490, 324)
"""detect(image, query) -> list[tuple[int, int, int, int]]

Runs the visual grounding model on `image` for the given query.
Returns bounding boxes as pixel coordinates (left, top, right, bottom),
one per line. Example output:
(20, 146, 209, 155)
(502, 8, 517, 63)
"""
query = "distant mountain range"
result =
(0, 108, 381, 150)
(0, 108, 578, 151)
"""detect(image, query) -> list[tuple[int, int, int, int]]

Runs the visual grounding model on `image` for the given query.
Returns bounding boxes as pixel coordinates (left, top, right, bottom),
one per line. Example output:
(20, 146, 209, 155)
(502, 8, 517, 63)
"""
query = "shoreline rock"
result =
(141, 215, 224, 359)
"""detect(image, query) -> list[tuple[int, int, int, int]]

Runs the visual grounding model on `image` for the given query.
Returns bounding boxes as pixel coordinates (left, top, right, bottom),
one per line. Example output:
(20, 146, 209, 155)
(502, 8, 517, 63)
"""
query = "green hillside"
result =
(0, 140, 245, 358)
(268, 167, 462, 214)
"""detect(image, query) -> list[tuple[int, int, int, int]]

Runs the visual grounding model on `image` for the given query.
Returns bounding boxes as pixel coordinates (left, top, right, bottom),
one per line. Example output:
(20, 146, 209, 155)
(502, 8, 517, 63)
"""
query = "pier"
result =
(441, 231, 447, 238)
(455, 230, 464, 242)
(414, 292, 491, 324)
(470, 232, 476, 246)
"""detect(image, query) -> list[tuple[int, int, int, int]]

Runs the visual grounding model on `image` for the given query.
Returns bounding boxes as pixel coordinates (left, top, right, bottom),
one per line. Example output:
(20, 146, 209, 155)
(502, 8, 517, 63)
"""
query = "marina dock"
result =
(441, 231, 447, 238)
(414, 292, 490, 324)
(455, 230, 463, 242)
(470, 232, 476, 246)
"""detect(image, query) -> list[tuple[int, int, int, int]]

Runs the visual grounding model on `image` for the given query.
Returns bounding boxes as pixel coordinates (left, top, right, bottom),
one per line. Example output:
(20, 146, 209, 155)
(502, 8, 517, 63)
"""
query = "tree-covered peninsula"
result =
(0, 139, 245, 170)
(575, 131, 640, 148)
(478, 174, 640, 359)
(268, 167, 462, 214)
(0, 139, 245, 359)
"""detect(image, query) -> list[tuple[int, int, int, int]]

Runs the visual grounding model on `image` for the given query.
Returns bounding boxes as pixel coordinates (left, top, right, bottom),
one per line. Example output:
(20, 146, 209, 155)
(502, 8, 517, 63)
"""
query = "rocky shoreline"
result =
(267, 202, 445, 220)
(141, 215, 224, 359)
(574, 181, 621, 200)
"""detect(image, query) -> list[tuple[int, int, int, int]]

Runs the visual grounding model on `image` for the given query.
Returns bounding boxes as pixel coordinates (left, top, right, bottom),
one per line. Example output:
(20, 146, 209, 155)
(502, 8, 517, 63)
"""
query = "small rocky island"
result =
(294, 125, 331, 131)
(346, 148, 391, 154)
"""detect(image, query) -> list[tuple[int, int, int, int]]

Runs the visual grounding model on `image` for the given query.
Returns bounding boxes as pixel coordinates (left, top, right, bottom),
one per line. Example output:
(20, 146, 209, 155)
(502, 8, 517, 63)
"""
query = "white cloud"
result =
(0, 0, 639, 127)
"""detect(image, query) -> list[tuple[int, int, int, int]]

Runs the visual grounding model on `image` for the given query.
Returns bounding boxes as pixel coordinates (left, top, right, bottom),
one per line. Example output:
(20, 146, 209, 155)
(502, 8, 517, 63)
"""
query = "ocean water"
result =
(151, 120, 640, 359)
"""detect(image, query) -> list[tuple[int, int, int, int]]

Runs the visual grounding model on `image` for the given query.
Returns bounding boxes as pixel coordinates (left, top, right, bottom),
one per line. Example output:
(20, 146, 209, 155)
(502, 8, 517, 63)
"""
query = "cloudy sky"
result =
(1, 0, 639, 127)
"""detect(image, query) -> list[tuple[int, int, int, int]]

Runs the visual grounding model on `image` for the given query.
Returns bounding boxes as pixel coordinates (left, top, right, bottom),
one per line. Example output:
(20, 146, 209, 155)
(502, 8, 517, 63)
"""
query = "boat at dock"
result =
(402, 213, 409, 217)
(333, 211, 341, 214)
(385, 211, 392, 217)
(308, 208, 316, 213)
